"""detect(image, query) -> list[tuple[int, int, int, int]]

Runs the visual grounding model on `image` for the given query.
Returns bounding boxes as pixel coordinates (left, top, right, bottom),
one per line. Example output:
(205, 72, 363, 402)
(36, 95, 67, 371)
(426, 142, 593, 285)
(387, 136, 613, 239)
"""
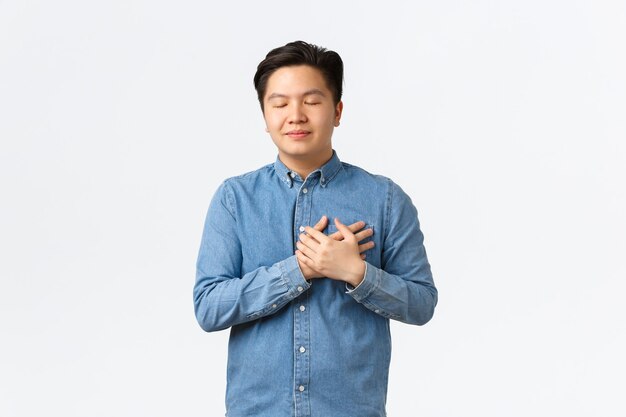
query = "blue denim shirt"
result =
(194, 151, 437, 417)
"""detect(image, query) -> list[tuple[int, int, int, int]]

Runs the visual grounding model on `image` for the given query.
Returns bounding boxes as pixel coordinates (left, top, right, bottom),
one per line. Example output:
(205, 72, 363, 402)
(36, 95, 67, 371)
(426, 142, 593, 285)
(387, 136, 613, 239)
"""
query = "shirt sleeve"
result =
(346, 180, 437, 325)
(193, 181, 310, 332)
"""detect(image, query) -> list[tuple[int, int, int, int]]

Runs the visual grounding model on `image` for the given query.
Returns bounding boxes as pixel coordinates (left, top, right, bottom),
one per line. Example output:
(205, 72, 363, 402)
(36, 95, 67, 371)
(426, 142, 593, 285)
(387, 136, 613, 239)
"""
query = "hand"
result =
(296, 217, 372, 286)
(296, 216, 373, 280)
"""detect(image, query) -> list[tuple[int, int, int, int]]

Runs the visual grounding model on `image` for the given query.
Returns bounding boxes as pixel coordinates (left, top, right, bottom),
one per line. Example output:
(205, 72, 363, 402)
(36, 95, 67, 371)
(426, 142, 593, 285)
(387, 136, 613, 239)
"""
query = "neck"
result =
(280, 149, 333, 179)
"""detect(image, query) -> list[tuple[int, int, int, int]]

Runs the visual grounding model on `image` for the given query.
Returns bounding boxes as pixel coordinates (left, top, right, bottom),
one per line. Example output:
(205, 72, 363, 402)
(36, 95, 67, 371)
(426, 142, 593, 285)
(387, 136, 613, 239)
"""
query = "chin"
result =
(280, 144, 316, 156)
(283, 150, 313, 159)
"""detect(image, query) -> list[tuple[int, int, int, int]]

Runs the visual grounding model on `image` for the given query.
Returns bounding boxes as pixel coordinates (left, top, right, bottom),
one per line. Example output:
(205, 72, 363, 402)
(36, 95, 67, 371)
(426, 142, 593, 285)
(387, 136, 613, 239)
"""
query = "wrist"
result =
(346, 261, 366, 287)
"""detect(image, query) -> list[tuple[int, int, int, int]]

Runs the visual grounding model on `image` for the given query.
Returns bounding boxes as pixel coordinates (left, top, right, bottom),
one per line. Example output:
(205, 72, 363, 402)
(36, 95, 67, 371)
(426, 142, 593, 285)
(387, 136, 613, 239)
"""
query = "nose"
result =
(288, 103, 307, 124)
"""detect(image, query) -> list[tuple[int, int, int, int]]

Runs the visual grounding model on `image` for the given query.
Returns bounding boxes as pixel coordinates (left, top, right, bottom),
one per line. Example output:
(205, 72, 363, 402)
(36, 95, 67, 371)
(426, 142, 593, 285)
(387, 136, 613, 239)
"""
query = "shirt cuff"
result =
(345, 261, 378, 302)
(279, 255, 311, 296)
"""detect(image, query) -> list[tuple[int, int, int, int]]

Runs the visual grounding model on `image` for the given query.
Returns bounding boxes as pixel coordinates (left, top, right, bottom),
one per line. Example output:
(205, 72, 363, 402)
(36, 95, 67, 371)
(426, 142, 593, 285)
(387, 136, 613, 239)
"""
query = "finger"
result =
(296, 250, 316, 269)
(312, 215, 328, 231)
(328, 230, 342, 240)
(346, 220, 365, 232)
(334, 218, 355, 240)
(353, 227, 374, 242)
(304, 226, 328, 242)
(296, 240, 317, 257)
(358, 241, 375, 253)
(329, 220, 365, 241)
(299, 233, 320, 251)
(328, 230, 342, 241)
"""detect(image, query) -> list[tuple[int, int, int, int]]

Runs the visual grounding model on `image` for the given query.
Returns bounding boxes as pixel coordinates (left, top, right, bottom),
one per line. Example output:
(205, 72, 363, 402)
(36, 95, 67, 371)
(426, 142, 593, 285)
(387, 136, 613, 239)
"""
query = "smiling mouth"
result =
(286, 130, 311, 138)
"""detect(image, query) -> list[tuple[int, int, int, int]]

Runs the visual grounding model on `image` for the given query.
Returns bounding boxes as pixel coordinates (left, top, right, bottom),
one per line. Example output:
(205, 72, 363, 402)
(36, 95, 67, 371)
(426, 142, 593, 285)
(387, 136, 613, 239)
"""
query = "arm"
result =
(193, 181, 310, 332)
(193, 183, 373, 332)
(347, 181, 437, 325)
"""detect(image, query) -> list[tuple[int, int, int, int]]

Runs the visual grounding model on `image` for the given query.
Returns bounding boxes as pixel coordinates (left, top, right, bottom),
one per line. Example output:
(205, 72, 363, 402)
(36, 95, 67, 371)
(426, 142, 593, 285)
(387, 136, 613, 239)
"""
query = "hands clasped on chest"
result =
(295, 215, 374, 288)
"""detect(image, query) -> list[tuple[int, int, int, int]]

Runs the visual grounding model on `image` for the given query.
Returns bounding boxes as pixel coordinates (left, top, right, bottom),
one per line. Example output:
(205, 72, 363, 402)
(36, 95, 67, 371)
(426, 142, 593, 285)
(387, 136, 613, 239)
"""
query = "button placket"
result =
(292, 177, 316, 416)
(293, 290, 311, 415)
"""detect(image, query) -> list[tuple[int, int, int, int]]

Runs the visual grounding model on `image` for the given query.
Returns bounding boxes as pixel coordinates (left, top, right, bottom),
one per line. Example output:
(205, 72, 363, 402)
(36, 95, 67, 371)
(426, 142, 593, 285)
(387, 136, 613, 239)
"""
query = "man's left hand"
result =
(295, 217, 367, 287)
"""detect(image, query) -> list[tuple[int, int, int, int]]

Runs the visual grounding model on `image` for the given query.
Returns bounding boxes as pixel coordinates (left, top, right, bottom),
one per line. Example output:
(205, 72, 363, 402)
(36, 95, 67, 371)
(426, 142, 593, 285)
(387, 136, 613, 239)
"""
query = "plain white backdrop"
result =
(1, 1, 625, 416)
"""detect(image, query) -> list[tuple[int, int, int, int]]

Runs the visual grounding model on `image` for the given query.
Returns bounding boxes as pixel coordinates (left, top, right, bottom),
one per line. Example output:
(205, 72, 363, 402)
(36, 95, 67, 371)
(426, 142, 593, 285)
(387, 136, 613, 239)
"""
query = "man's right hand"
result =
(296, 215, 374, 280)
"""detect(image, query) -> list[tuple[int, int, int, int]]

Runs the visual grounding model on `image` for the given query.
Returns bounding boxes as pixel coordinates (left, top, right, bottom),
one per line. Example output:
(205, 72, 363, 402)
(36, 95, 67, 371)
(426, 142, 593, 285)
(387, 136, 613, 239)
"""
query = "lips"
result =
(286, 130, 311, 139)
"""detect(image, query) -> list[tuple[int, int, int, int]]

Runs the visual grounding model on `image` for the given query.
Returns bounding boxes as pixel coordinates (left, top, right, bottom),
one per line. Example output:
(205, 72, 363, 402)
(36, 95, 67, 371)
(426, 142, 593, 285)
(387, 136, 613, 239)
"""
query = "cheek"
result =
(319, 113, 337, 130)
(264, 113, 283, 130)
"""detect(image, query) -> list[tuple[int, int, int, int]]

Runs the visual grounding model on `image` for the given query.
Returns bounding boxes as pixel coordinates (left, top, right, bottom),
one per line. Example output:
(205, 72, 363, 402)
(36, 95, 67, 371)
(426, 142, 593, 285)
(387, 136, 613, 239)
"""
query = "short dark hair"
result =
(253, 40, 344, 112)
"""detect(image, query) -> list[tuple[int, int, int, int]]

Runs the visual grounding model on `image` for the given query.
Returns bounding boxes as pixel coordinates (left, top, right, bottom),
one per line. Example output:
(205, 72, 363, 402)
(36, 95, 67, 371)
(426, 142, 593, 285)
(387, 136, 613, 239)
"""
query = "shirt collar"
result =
(274, 150, 342, 189)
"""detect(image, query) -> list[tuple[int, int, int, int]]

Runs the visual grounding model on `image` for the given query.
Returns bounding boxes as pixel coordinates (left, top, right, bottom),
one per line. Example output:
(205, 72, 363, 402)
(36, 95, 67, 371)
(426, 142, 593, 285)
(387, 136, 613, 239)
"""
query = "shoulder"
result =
(220, 163, 276, 190)
(340, 161, 416, 213)
(223, 162, 274, 184)
(211, 163, 275, 208)
(339, 161, 402, 195)
(340, 161, 391, 183)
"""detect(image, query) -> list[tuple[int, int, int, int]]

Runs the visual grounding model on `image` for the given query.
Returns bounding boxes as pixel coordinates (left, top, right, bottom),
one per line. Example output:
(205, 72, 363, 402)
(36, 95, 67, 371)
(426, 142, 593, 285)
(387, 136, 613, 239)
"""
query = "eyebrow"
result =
(266, 89, 327, 100)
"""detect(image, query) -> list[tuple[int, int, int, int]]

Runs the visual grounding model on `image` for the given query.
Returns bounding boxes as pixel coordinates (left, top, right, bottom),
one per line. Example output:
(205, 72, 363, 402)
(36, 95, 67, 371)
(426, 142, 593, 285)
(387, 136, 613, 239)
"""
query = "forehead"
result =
(264, 65, 330, 98)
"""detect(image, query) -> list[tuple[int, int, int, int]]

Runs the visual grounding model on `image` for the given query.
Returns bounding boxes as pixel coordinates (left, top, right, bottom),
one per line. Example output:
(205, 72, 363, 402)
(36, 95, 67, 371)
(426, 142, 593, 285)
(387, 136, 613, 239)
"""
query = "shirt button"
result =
(272, 304, 277, 308)
(299, 226, 305, 232)
(302, 188, 308, 194)
(299, 346, 306, 353)
(374, 309, 380, 313)
(299, 305, 306, 312)
(297, 286, 303, 292)
(298, 385, 305, 392)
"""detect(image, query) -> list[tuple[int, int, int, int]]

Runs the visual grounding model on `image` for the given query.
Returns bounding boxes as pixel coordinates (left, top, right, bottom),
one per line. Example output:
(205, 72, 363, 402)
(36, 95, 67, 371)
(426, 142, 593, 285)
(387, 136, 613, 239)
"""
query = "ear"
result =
(334, 101, 343, 127)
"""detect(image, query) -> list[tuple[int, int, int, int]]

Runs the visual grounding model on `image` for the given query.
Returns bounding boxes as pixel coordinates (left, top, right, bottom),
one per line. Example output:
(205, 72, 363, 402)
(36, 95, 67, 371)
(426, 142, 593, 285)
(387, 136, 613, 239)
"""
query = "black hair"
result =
(253, 40, 343, 112)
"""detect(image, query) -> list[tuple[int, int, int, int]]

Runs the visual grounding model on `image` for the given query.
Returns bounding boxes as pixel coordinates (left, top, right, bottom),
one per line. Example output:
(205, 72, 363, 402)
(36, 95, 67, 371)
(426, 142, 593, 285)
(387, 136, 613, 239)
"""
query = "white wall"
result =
(1, 1, 624, 416)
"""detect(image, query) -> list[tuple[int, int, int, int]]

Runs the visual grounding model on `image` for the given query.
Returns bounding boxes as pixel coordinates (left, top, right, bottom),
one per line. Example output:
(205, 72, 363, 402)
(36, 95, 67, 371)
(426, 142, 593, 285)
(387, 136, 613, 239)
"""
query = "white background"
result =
(1, 1, 625, 416)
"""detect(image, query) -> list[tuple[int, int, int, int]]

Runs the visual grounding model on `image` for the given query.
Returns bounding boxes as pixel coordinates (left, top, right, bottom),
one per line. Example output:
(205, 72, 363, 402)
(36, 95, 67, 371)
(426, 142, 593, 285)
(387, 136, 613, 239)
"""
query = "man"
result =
(194, 40, 437, 417)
